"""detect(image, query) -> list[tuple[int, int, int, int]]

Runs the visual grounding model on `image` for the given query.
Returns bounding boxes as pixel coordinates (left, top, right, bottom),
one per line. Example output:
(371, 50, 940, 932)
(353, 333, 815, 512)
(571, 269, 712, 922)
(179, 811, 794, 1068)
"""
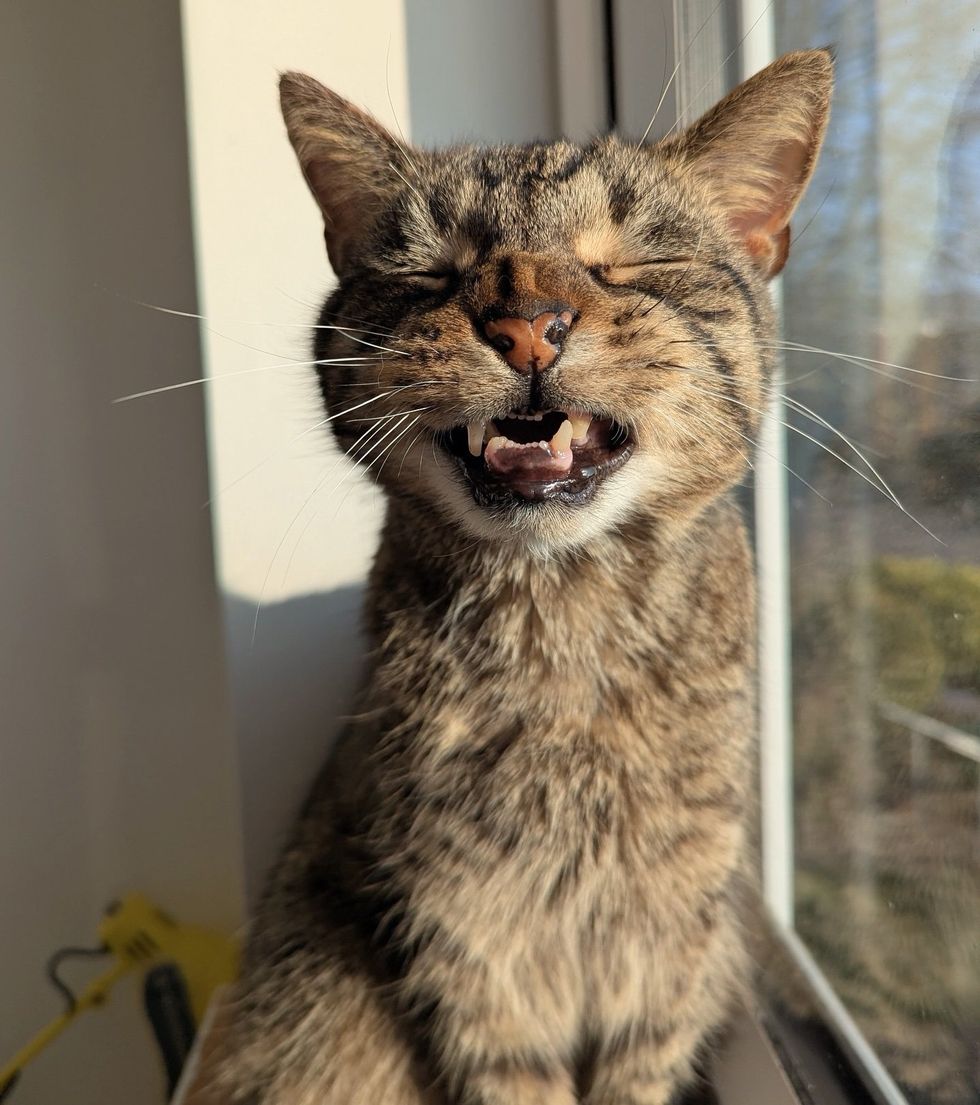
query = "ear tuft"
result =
(279, 72, 408, 273)
(666, 49, 833, 278)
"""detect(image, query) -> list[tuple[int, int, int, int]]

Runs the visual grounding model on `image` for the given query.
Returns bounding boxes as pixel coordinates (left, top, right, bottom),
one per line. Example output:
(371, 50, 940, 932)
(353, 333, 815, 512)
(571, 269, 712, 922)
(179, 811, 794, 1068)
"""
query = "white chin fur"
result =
(421, 450, 663, 557)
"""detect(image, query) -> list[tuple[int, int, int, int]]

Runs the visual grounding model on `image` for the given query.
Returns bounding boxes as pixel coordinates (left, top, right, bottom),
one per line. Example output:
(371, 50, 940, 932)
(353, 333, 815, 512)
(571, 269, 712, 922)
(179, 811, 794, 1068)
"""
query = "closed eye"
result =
(400, 270, 455, 291)
(591, 259, 697, 286)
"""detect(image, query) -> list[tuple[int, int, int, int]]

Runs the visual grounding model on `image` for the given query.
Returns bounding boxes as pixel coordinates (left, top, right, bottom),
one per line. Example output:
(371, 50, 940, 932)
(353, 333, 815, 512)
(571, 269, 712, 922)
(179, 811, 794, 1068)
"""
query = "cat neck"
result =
(367, 494, 741, 664)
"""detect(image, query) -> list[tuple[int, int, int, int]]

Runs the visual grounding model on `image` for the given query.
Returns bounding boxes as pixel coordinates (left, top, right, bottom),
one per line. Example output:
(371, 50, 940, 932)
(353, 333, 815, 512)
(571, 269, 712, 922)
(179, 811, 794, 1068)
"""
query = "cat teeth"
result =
(467, 422, 485, 457)
(470, 412, 581, 458)
(549, 419, 573, 455)
(568, 411, 592, 444)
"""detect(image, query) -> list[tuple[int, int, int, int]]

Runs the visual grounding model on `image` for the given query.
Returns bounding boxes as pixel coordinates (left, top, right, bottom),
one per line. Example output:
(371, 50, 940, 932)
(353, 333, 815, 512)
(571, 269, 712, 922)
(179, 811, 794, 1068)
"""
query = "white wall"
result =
(179, 0, 411, 898)
(180, 2, 410, 607)
(0, 3, 245, 1103)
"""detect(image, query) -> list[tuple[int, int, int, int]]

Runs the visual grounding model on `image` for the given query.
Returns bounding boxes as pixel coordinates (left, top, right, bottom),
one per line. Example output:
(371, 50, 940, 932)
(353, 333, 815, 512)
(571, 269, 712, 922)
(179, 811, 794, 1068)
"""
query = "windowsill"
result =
(174, 949, 891, 1105)
(173, 996, 829, 1105)
(714, 1006, 801, 1105)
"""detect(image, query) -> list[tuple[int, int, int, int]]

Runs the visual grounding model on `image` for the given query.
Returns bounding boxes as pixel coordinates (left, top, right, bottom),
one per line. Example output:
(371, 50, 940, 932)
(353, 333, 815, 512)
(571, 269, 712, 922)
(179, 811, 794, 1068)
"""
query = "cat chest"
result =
(398, 716, 742, 901)
(389, 739, 743, 967)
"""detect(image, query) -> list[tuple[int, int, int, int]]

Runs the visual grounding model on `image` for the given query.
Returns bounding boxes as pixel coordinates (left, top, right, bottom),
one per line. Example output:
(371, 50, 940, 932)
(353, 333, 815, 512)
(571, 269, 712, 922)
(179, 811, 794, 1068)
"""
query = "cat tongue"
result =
(484, 419, 574, 480)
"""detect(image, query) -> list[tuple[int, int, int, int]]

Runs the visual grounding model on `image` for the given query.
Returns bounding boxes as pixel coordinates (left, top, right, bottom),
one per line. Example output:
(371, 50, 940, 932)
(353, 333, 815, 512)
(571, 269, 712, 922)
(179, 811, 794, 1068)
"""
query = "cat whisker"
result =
(788, 181, 837, 249)
(280, 491, 328, 589)
(275, 288, 403, 340)
(320, 307, 403, 337)
(254, 403, 425, 632)
(278, 413, 421, 587)
(663, 333, 976, 385)
(207, 389, 422, 506)
(387, 161, 428, 210)
(130, 295, 398, 340)
(660, 0, 776, 143)
(657, 338, 958, 418)
(666, 359, 882, 458)
(679, 397, 829, 503)
(351, 411, 419, 470)
(773, 339, 978, 383)
(345, 405, 432, 423)
(684, 379, 890, 494)
(251, 460, 336, 645)
(681, 380, 946, 543)
(384, 40, 421, 177)
(625, 0, 725, 164)
(205, 415, 331, 508)
(367, 414, 425, 484)
(330, 379, 438, 388)
(778, 391, 897, 483)
(111, 356, 379, 404)
(314, 411, 420, 529)
(651, 359, 885, 456)
(323, 327, 410, 357)
(342, 409, 412, 464)
(310, 322, 403, 341)
(397, 426, 431, 480)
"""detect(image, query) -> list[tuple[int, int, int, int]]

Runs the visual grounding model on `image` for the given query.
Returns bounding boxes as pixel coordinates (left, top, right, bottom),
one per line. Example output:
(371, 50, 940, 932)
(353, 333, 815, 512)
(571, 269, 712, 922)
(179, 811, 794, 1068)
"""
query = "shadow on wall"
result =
(223, 586, 366, 901)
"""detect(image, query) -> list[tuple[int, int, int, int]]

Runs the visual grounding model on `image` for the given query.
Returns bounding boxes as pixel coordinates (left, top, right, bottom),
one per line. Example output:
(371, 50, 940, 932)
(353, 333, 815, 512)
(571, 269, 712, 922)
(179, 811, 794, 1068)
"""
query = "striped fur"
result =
(215, 51, 833, 1105)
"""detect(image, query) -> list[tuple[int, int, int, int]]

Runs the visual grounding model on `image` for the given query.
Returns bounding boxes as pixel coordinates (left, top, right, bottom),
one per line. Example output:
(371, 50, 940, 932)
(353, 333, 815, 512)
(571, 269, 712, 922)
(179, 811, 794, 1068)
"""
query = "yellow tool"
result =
(1, 894, 237, 1101)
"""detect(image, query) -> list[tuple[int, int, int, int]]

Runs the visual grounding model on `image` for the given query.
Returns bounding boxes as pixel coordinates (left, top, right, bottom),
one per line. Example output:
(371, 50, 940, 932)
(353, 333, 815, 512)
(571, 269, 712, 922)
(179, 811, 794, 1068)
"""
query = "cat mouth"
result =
(441, 408, 634, 506)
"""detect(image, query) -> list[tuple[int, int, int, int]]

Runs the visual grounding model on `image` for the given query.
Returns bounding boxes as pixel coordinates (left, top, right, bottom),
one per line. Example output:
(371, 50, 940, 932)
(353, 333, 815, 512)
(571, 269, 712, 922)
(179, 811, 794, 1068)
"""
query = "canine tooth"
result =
(550, 419, 573, 455)
(569, 411, 592, 444)
(467, 422, 485, 457)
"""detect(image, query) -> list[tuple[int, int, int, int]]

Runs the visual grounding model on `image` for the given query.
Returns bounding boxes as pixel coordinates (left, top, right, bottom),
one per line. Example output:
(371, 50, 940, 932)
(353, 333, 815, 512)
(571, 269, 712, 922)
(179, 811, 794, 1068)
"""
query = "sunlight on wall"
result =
(181, 1, 411, 604)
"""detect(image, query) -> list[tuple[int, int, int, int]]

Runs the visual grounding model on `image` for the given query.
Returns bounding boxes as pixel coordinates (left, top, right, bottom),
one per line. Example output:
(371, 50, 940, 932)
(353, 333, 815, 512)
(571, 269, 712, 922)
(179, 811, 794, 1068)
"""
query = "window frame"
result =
(742, 4, 922, 1104)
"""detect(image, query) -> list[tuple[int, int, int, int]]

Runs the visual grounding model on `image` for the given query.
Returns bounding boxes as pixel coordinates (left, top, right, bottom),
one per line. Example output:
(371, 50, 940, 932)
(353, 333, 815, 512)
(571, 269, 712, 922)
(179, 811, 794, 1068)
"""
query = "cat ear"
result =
(666, 49, 833, 278)
(279, 72, 408, 273)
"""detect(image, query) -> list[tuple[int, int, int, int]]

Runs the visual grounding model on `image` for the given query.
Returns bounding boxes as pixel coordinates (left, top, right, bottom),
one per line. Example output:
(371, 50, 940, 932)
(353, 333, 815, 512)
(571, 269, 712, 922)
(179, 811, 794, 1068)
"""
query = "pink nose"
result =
(483, 309, 575, 374)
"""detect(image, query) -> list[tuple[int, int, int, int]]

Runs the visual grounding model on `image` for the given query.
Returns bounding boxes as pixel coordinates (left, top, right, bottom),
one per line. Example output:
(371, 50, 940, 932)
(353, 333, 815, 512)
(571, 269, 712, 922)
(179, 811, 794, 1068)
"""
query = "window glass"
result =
(775, 2, 980, 1102)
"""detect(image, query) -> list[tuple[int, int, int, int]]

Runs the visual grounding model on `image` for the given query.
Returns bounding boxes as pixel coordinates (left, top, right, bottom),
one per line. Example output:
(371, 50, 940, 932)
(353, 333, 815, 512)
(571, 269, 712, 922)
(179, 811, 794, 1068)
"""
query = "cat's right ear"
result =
(279, 73, 408, 274)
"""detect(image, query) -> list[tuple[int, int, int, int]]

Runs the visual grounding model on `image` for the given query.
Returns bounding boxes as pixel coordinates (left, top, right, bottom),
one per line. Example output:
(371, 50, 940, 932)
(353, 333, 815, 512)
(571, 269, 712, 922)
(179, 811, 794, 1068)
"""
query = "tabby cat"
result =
(211, 50, 833, 1105)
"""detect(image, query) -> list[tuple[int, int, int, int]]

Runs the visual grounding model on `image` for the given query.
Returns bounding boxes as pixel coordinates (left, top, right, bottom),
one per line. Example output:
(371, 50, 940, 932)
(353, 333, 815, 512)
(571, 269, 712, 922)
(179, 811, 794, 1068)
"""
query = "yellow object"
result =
(0, 894, 238, 1096)
(97, 894, 238, 1022)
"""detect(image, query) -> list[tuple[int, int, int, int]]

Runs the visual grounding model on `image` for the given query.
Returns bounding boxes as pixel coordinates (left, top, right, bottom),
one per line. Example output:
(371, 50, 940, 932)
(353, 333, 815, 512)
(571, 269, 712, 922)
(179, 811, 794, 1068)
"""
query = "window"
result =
(753, 2, 980, 1103)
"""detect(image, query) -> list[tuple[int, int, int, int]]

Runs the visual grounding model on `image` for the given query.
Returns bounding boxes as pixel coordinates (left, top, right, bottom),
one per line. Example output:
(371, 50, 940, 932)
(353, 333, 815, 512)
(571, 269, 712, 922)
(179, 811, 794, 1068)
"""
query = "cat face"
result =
(280, 51, 831, 553)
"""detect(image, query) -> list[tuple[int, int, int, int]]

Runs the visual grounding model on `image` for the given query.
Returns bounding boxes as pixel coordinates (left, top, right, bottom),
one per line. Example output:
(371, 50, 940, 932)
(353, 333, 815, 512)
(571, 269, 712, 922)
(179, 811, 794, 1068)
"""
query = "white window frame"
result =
(742, 5, 915, 1103)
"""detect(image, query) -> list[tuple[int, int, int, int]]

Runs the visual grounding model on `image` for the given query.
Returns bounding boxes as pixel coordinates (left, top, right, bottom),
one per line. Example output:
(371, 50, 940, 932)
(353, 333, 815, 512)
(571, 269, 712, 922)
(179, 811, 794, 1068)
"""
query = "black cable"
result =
(144, 964, 197, 1097)
(45, 944, 110, 1014)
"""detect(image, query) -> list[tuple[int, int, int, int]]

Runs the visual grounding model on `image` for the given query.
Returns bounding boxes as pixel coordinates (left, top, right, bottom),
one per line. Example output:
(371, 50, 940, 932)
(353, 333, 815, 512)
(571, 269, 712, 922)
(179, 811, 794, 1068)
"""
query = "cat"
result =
(207, 49, 833, 1105)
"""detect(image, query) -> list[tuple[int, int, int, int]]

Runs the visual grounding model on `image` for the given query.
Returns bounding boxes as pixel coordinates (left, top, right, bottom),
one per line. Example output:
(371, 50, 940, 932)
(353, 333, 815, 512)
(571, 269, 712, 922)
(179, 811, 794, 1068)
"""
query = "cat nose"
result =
(482, 308, 576, 375)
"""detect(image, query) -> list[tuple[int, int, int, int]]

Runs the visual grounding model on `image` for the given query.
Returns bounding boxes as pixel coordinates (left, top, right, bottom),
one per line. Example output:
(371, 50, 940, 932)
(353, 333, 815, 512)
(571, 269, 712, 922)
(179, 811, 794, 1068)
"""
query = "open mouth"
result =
(441, 408, 634, 506)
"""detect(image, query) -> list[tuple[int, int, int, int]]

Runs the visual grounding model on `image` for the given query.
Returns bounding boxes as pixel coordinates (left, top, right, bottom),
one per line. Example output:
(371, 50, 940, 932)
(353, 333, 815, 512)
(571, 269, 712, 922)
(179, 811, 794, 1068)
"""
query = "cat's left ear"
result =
(666, 49, 833, 279)
(279, 72, 409, 274)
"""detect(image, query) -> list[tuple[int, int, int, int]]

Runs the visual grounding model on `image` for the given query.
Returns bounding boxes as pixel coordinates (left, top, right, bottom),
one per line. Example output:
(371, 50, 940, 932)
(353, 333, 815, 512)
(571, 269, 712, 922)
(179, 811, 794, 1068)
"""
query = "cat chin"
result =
(421, 451, 664, 556)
